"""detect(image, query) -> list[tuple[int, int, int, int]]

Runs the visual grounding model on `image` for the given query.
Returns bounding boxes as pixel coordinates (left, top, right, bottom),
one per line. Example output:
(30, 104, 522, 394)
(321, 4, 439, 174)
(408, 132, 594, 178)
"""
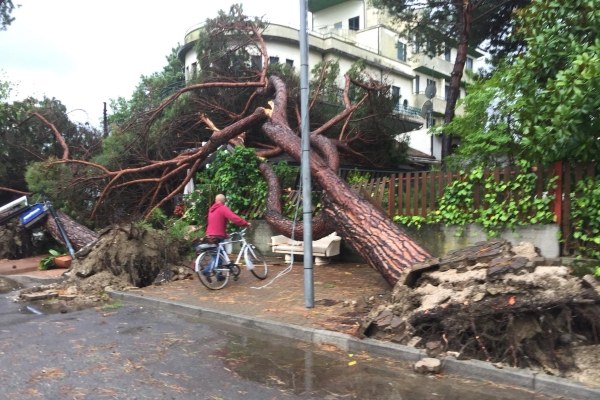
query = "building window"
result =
(466, 57, 474, 71)
(415, 75, 420, 94)
(403, 99, 408, 109)
(427, 117, 436, 129)
(285, 59, 294, 67)
(444, 46, 451, 61)
(251, 55, 262, 69)
(269, 56, 280, 65)
(392, 85, 401, 110)
(425, 79, 437, 98)
(413, 34, 421, 53)
(334, 21, 342, 30)
(397, 41, 407, 62)
(348, 16, 359, 31)
(191, 62, 197, 79)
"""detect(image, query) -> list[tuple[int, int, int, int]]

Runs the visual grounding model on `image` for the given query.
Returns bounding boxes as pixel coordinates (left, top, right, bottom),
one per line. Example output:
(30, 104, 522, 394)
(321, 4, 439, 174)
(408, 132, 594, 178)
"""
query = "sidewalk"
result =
(0, 255, 66, 279)
(129, 258, 391, 336)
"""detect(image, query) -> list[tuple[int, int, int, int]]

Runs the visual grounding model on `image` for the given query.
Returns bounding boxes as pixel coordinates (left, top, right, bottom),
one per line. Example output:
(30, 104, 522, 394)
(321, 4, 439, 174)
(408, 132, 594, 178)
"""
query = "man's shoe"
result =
(216, 273, 226, 282)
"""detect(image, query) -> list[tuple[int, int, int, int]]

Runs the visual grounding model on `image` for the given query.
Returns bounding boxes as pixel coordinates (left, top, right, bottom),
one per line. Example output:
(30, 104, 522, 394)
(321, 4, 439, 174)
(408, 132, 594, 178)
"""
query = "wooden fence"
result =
(351, 162, 597, 256)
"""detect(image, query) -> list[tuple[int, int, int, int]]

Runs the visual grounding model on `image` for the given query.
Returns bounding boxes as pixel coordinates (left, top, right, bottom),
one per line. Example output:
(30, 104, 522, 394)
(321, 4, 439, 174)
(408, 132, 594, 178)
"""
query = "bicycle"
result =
(194, 228, 268, 290)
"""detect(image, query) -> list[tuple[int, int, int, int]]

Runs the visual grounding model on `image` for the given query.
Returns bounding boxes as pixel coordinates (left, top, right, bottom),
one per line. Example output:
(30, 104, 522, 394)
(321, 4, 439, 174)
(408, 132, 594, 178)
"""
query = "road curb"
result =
(108, 289, 600, 400)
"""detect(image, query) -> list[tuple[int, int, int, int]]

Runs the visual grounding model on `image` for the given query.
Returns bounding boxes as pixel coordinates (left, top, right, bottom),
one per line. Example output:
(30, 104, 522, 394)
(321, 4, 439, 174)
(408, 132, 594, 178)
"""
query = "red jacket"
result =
(205, 202, 248, 238)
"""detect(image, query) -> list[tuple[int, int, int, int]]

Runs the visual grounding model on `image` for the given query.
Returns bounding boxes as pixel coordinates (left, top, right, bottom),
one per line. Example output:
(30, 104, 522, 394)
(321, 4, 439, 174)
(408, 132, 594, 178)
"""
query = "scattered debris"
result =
(360, 239, 600, 384)
(414, 357, 441, 374)
(13, 224, 191, 310)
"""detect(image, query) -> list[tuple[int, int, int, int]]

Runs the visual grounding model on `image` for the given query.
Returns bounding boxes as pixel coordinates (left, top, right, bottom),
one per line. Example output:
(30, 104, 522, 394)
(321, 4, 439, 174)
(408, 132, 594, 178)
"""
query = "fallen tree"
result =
(10, 7, 432, 286)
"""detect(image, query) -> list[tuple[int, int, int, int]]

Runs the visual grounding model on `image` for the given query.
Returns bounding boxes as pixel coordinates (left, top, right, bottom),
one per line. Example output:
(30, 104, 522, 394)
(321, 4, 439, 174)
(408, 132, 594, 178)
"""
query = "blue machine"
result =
(19, 203, 48, 227)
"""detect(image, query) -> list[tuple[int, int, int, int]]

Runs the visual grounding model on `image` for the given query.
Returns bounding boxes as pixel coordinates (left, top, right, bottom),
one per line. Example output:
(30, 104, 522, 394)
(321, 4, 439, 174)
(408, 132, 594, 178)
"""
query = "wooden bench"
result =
(270, 232, 342, 265)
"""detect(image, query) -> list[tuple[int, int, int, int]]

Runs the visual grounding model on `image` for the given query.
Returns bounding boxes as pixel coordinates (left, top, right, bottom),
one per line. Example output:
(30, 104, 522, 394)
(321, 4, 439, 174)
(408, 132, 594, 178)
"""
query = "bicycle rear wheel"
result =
(245, 245, 268, 280)
(195, 251, 230, 290)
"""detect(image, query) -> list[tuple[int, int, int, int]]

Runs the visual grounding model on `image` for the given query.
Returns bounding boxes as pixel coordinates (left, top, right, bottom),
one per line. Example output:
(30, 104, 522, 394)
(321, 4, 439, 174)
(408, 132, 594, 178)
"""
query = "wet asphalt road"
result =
(0, 276, 561, 400)
(0, 296, 301, 399)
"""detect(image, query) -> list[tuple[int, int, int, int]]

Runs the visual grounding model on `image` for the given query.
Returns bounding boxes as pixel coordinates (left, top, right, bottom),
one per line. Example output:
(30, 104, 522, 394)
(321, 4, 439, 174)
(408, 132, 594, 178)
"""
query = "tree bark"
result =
(442, 0, 474, 159)
(44, 211, 99, 252)
(262, 76, 433, 286)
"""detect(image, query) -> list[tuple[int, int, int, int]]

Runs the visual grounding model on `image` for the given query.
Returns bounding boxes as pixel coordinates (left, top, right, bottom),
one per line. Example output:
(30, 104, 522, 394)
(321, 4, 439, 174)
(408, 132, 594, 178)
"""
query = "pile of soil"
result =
(18, 224, 192, 307)
(359, 239, 600, 385)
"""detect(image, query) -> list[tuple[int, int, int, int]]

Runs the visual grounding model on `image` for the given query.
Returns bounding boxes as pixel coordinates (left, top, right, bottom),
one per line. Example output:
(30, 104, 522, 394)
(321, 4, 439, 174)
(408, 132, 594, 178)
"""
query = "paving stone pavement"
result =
(132, 257, 391, 337)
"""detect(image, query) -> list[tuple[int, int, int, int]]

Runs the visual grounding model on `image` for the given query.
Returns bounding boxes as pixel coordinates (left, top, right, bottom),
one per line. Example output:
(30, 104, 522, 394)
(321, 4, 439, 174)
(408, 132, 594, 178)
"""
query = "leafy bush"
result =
(181, 147, 298, 227)
(571, 176, 600, 260)
(394, 163, 557, 237)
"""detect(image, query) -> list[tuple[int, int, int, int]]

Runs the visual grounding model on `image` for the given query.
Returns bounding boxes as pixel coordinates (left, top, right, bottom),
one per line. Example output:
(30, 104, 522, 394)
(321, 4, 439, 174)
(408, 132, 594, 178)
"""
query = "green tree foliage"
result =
(181, 147, 268, 226)
(0, 0, 15, 31)
(192, 5, 409, 168)
(190, 5, 268, 130)
(371, 0, 529, 63)
(371, 0, 531, 141)
(439, 73, 520, 169)
(571, 176, 600, 260)
(308, 59, 409, 167)
(443, 0, 600, 165)
(0, 84, 101, 211)
(182, 148, 301, 228)
(108, 47, 186, 127)
(5, 5, 413, 227)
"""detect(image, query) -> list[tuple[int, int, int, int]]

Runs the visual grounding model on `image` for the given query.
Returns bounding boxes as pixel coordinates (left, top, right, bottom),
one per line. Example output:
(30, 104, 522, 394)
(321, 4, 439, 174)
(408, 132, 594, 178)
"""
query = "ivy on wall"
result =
(393, 163, 557, 237)
(571, 176, 600, 262)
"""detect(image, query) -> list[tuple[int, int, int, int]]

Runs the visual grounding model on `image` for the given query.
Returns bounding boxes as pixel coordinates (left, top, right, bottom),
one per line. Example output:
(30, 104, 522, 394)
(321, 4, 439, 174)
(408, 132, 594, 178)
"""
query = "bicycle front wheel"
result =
(195, 251, 230, 290)
(245, 245, 268, 280)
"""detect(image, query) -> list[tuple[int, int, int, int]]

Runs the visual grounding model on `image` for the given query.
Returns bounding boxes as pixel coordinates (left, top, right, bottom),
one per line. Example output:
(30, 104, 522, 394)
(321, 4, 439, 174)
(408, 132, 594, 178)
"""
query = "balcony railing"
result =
(394, 104, 422, 118)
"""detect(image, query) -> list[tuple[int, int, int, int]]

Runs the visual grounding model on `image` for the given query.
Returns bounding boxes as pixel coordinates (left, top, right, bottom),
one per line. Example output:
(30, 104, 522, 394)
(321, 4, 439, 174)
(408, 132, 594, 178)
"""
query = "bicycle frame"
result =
(215, 231, 254, 270)
(195, 228, 268, 289)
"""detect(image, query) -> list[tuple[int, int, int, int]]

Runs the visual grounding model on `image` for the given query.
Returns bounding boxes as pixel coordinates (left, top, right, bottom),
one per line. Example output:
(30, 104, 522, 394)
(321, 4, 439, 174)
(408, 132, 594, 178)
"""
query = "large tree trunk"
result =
(441, 0, 474, 159)
(262, 76, 433, 286)
(44, 211, 99, 252)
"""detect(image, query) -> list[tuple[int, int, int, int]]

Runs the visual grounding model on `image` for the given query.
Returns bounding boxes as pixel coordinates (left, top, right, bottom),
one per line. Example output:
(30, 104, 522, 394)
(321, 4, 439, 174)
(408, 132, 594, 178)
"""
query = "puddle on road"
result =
(19, 301, 68, 315)
(18, 300, 96, 315)
(215, 332, 558, 400)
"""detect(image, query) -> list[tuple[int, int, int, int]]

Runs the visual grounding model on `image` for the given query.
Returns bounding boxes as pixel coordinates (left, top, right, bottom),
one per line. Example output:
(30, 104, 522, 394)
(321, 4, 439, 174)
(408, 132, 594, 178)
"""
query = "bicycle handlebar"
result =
(229, 227, 247, 239)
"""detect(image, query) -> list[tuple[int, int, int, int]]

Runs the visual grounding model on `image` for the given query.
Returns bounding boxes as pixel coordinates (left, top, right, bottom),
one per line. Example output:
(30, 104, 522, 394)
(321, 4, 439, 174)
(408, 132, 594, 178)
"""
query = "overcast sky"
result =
(0, 0, 302, 127)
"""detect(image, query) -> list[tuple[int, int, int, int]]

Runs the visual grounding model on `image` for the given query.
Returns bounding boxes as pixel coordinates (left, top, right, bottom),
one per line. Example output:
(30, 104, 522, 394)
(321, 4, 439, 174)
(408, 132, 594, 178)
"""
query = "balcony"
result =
(308, 0, 348, 13)
(394, 104, 423, 122)
(414, 93, 447, 116)
(410, 54, 453, 80)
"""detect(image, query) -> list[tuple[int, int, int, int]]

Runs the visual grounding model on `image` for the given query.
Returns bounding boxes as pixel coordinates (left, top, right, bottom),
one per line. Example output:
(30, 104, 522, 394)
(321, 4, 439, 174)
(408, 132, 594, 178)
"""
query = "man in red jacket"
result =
(203, 194, 250, 279)
(205, 193, 250, 240)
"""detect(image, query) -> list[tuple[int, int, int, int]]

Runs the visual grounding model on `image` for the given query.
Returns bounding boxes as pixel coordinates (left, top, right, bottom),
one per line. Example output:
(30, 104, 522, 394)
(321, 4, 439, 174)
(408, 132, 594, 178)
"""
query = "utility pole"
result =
(299, 0, 314, 308)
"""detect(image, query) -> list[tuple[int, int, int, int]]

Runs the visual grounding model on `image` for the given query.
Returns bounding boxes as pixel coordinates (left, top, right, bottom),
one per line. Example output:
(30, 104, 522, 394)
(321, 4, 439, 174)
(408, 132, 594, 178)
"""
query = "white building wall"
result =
(407, 127, 442, 160)
(178, 0, 489, 164)
(312, 1, 364, 31)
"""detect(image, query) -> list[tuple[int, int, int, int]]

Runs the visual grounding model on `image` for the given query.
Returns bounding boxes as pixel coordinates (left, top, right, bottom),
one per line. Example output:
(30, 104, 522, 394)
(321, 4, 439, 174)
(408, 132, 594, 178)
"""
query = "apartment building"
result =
(178, 0, 485, 165)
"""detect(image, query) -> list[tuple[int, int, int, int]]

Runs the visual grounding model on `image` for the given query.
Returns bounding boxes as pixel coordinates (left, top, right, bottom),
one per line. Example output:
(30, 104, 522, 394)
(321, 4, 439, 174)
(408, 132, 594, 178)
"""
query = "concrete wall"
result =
(404, 224, 560, 259)
(246, 221, 560, 261)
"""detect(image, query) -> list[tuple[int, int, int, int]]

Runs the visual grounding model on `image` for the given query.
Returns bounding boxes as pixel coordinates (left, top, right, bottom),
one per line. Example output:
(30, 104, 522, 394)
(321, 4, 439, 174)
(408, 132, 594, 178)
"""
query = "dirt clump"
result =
(359, 239, 600, 386)
(17, 224, 192, 308)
